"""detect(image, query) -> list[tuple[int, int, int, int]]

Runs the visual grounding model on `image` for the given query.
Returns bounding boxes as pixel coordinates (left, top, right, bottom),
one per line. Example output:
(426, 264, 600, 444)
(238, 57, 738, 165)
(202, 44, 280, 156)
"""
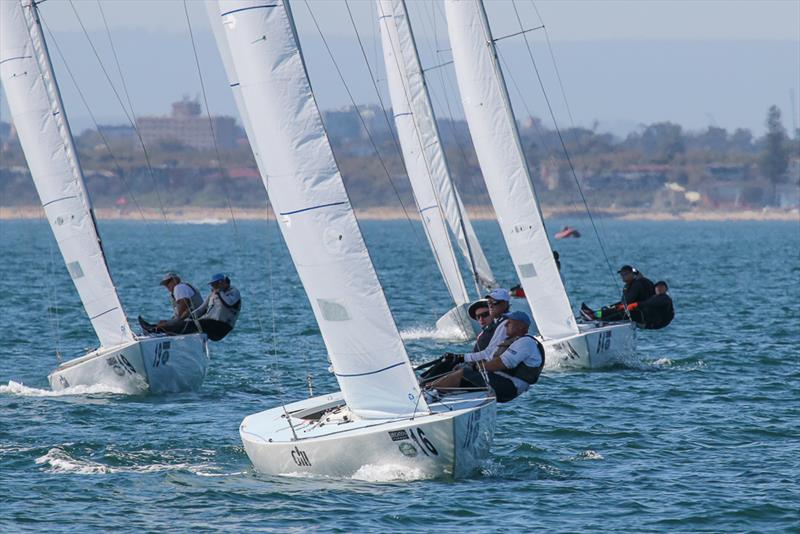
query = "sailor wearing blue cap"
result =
(429, 310, 544, 403)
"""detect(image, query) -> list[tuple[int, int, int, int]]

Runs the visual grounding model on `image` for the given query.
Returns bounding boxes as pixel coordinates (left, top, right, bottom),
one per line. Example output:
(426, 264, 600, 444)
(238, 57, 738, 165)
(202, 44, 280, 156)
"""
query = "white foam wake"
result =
(351, 463, 432, 482)
(400, 325, 470, 342)
(0, 380, 128, 397)
(34, 447, 215, 475)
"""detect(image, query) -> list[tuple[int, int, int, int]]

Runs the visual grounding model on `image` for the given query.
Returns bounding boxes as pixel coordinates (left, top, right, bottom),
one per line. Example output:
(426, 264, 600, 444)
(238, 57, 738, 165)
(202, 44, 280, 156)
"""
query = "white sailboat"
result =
(208, 0, 494, 478)
(377, 0, 500, 340)
(0, 0, 209, 394)
(444, 0, 635, 368)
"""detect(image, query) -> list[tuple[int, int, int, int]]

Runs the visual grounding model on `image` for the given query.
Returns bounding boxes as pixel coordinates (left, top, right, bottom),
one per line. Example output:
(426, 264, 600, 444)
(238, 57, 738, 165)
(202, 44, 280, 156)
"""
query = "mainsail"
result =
(444, 0, 579, 339)
(209, 0, 427, 418)
(0, 0, 133, 348)
(378, 0, 495, 295)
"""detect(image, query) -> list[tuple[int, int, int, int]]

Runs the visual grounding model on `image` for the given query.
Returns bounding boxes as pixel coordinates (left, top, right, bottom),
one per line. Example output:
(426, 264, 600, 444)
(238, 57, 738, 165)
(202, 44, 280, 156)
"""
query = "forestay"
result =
(0, 0, 133, 348)
(210, 0, 427, 418)
(444, 0, 579, 339)
(378, 0, 495, 295)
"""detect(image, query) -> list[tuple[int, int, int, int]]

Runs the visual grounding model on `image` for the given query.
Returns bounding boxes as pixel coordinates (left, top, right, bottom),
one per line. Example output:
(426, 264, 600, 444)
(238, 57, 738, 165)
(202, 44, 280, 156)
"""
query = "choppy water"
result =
(1, 218, 798, 532)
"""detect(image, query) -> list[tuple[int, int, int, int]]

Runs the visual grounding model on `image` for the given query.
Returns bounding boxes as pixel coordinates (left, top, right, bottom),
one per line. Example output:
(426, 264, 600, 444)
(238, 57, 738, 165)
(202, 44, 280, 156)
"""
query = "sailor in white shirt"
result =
(138, 272, 203, 334)
(429, 311, 544, 403)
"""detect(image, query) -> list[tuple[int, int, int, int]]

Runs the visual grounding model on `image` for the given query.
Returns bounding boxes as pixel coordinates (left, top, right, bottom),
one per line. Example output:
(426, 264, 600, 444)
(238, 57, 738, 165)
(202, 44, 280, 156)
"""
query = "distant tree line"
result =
(1, 105, 797, 211)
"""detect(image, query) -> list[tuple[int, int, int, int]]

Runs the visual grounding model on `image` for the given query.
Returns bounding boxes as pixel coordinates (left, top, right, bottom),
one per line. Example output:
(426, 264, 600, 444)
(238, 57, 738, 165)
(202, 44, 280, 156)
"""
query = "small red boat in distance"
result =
(555, 226, 581, 239)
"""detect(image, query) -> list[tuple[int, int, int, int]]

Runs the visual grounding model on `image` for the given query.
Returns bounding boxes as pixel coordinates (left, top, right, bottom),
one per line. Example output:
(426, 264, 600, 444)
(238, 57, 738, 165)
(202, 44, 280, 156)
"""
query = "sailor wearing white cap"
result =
(441, 288, 513, 365)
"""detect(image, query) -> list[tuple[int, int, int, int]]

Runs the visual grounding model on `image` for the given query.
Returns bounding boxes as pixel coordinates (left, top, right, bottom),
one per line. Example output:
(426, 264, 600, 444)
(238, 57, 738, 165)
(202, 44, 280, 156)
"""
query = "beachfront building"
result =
(136, 97, 240, 150)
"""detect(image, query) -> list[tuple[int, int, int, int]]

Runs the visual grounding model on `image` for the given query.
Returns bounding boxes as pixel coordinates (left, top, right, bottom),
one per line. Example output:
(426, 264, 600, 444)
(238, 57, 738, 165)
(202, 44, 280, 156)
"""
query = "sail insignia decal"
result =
(66, 261, 84, 279)
(317, 299, 350, 321)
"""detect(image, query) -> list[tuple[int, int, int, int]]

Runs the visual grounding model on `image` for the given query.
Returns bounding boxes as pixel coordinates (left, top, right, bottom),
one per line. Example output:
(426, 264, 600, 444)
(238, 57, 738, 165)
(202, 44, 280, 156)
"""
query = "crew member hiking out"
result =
(588, 280, 674, 329)
(428, 311, 544, 403)
(581, 264, 655, 322)
(139, 272, 203, 334)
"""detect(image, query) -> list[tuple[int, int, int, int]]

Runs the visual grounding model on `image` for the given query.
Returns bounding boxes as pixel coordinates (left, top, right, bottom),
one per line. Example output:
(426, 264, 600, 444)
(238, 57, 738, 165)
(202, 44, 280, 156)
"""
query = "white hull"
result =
(543, 321, 636, 369)
(48, 334, 209, 395)
(240, 390, 496, 479)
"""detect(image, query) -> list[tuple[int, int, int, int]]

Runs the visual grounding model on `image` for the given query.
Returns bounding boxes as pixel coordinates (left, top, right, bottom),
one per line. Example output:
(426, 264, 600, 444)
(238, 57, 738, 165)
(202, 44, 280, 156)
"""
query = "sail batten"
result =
(445, 0, 579, 339)
(0, 0, 133, 348)
(210, 0, 427, 418)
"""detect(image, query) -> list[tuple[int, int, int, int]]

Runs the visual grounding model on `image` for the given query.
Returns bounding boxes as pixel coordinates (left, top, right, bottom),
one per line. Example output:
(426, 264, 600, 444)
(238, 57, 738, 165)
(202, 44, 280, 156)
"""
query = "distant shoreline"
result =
(1, 205, 797, 222)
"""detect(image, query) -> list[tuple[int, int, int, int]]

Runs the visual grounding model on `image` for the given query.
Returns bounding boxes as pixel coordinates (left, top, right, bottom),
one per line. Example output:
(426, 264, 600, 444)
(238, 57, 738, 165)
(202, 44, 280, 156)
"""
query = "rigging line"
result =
(39, 18, 148, 224)
(529, 0, 618, 282)
(364, 1, 466, 308)
(422, 2, 491, 208)
(510, 0, 620, 291)
(341, 0, 425, 249)
(380, 3, 477, 326)
(303, 1, 422, 246)
(181, 1, 274, 371)
(181, 0, 239, 238)
(493, 25, 545, 43)
(67, 0, 171, 228)
(301, 1, 424, 364)
(377, 1, 473, 332)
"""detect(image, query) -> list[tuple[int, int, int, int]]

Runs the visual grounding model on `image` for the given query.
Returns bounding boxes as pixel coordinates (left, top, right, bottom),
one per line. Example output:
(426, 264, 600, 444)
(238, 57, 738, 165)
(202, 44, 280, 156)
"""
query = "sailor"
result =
(469, 299, 494, 352)
(139, 272, 203, 334)
(429, 311, 544, 403)
(627, 281, 674, 329)
(581, 265, 655, 321)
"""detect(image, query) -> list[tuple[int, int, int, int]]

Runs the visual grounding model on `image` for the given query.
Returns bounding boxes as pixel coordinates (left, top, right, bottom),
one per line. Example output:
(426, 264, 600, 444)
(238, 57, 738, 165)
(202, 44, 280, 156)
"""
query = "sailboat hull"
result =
(240, 391, 496, 479)
(48, 334, 209, 394)
(543, 321, 636, 369)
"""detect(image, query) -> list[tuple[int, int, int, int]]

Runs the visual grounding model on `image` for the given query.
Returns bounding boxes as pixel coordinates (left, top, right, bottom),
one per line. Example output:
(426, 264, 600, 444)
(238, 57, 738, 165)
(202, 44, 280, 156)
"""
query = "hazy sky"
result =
(2, 0, 798, 136)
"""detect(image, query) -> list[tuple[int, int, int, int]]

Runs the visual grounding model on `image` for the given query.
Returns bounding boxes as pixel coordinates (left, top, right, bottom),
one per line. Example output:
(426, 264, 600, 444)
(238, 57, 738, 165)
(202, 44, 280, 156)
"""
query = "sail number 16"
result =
(409, 427, 438, 456)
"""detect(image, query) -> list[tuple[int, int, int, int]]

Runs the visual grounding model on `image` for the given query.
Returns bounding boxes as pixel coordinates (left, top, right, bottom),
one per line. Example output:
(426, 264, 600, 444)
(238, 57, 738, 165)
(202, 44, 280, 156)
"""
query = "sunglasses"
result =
(475, 311, 490, 319)
(487, 300, 505, 306)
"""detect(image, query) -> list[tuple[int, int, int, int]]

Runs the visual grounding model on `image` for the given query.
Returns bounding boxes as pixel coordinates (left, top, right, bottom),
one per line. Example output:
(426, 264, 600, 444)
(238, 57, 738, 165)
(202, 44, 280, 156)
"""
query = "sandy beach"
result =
(0, 204, 797, 222)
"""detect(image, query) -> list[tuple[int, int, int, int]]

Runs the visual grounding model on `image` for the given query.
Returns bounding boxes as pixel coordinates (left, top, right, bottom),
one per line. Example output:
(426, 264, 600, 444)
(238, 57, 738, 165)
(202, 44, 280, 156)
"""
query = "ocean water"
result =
(1, 217, 798, 532)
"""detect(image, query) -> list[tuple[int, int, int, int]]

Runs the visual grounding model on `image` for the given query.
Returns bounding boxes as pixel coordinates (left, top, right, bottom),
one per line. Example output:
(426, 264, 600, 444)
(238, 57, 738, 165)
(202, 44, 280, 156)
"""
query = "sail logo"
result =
(291, 447, 311, 467)
(107, 354, 136, 376)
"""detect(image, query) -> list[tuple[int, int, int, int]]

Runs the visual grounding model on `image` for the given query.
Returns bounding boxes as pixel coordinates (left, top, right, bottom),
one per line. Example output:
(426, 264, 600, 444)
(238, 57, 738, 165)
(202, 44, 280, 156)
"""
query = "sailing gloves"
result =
(442, 352, 464, 364)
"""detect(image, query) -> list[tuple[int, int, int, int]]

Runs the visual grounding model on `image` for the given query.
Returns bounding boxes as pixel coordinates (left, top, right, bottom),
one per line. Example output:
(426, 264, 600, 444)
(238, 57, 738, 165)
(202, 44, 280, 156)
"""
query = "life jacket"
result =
(201, 287, 241, 328)
(492, 334, 545, 385)
(171, 283, 203, 317)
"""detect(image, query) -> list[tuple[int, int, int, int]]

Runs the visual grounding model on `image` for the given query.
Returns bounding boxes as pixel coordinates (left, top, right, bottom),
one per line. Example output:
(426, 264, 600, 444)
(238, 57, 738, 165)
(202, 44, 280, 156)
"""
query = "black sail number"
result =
(409, 427, 438, 456)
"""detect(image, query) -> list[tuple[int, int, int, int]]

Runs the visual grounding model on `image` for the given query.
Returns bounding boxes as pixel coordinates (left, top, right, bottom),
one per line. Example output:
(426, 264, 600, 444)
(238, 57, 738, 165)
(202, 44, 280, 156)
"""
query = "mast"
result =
(378, 0, 497, 297)
(209, 0, 427, 419)
(444, 0, 579, 339)
(0, 0, 133, 348)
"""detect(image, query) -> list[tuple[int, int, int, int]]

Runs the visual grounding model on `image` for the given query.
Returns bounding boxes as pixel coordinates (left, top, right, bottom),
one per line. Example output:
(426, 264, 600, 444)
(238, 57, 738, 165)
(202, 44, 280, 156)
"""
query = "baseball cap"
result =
(485, 288, 510, 302)
(209, 273, 226, 285)
(160, 272, 179, 286)
(503, 311, 531, 326)
(617, 265, 634, 274)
